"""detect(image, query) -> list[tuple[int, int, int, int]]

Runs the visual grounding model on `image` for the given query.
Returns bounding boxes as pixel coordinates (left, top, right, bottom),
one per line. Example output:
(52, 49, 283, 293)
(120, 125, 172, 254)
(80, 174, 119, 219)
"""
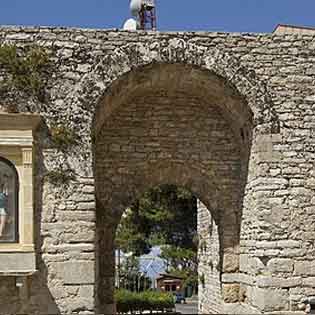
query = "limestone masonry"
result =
(0, 25, 314, 314)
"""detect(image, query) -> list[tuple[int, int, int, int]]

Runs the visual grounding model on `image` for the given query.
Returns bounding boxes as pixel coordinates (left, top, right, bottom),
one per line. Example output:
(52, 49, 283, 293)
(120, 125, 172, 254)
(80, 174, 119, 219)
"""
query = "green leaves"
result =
(115, 289, 174, 314)
(0, 44, 50, 100)
(115, 184, 198, 294)
(116, 184, 197, 256)
(45, 168, 76, 186)
(50, 124, 80, 151)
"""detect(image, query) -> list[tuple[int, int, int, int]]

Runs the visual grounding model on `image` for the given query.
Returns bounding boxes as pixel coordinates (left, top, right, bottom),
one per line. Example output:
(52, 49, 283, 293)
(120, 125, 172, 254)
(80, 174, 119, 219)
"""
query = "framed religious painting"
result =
(0, 157, 18, 243)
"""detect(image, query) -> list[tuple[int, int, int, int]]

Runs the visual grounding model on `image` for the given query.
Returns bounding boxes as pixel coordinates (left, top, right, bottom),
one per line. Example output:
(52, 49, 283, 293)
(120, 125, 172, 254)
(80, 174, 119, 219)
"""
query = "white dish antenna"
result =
(130, 0, 142, 17)
(123, 18, 138, 31)
(143, 0, 155, 8)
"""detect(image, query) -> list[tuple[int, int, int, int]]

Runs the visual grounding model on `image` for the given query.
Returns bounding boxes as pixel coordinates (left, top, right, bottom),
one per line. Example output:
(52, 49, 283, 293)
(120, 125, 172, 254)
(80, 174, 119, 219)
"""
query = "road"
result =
(175, 301, 198, 314)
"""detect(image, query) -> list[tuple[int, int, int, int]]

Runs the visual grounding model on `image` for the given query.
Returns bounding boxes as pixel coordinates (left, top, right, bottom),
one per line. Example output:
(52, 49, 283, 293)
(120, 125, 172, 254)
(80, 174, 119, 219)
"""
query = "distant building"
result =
(273, 24, 315, 34)
(156, 274, 184, 294)
(139, 246, 167, 288)
(115, 246, 167, 289)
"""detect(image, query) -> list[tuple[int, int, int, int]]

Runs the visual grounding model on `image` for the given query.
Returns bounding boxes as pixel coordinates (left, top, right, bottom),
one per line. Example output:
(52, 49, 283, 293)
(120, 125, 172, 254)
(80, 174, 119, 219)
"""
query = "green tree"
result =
(115, 184, 198, 294)
(116, 207, 151, 255)
(0, 44, 50, 102)
(119, 255, 140, 291)
(116, 184, 197, 255)
(119, 255, 151, 292)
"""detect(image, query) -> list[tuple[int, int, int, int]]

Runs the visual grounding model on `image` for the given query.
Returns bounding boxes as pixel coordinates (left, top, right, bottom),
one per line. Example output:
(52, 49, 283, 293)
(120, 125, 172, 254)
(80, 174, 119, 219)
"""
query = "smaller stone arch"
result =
(95, 160, 236, 314)
(98, 161, 222, 223)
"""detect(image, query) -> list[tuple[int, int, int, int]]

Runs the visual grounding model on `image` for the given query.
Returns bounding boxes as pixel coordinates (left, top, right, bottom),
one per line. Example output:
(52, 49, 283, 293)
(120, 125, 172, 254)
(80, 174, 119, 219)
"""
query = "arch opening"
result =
(113, 183, 221, 314)
(93, 63, 253, 314)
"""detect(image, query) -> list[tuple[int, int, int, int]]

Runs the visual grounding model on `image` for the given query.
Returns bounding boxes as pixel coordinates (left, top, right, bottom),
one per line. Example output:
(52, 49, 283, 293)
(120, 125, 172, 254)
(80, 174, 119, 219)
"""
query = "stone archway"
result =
(65, 39, 278, 314)
(92, 62, 256, 313)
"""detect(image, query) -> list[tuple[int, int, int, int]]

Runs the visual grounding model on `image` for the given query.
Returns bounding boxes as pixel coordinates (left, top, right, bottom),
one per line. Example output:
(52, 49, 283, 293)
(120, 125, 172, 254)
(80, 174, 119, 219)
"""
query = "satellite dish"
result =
(130, 0, 142, 16)
(123, 18, 138, 31)
(143, 0, 155, 8)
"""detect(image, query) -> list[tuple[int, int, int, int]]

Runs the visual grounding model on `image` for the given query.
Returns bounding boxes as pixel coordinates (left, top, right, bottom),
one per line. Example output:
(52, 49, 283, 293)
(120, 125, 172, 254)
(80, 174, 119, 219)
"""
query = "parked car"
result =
(173, 292, 186, 304)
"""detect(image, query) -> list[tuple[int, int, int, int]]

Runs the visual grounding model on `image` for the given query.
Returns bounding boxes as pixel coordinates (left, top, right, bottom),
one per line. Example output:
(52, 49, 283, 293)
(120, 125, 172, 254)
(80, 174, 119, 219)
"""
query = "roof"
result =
(156, 273, 184, 280)
(273, 24, 315, 34)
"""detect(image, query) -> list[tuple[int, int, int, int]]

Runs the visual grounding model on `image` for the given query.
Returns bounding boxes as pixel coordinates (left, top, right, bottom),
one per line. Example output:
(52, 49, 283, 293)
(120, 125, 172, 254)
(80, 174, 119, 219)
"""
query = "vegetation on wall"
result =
(50, 124, 79, 151)
(0, 44, 50, 102)
(45, 124, 78, 186)
(45, 168, 76, 187)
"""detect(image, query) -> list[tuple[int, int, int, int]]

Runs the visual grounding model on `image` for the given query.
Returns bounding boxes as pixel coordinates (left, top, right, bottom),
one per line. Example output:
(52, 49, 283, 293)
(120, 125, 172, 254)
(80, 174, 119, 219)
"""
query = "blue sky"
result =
(1, 0, 315, 33)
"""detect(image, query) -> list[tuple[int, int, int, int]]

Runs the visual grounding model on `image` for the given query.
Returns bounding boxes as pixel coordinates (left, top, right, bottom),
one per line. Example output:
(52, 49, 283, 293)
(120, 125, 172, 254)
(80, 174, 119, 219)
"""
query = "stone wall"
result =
(0, 278, 20, 313)
(0, 26, 314, 314)
(198, 200, 222, 314)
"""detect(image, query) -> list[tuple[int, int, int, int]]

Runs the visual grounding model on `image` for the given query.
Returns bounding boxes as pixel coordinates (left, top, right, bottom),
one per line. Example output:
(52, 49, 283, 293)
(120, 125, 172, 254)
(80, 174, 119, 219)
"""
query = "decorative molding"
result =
(0, 137, 33, 146)
(22, 148, 33, 166)
(0, 244, 35, 252)
(0, 113, 41, 147)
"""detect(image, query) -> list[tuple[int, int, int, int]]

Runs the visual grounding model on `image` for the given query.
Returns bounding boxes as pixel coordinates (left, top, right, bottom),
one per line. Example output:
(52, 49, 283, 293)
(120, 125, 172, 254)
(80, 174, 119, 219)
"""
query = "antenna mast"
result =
(129, 0, 157, 31)
(139, 0, 156, 31)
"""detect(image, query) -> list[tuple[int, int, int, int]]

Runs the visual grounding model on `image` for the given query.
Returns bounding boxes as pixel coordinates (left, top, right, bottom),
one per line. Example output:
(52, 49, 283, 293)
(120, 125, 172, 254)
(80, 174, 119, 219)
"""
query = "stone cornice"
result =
(0, 112, 42, 131)
(0, 113, 42, 146)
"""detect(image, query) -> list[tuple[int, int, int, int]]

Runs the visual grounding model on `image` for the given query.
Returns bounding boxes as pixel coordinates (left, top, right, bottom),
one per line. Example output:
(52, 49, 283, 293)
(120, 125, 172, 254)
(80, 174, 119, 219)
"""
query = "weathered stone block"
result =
(223, 253, 239, 273)
(222, 272, 254, 285)
(277, 240, 300, 248)
(294, 261, 315, 276)
(240, 254, 264, 274)
(0, 253, 36, 272)
(302, 277, 315, 287)
(251, 287, 289, 311)
(267, 258, 294, 273)
(78, 285, 94, 299)
(56, 261, 94, 284)
(223, 284, 240, 303)
(256, 276, 301, 288)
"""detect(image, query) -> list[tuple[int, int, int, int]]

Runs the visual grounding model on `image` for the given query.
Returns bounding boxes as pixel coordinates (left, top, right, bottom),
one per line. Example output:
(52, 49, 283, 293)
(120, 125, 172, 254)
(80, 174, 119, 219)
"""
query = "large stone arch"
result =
(69, 39, 279, 314)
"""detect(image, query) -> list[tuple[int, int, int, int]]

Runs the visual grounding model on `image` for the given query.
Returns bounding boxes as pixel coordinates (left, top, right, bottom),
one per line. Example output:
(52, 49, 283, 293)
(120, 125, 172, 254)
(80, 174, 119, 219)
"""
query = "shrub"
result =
(0, 44, 50, 101)
(115, 289, 175, 314)
(45, 168, 75, 186)
(50, 124, 79, 151)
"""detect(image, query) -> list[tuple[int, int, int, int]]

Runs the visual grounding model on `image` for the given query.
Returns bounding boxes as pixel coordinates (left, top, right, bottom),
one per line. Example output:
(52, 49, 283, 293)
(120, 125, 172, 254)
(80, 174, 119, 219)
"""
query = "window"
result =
(0, 157, 18, 243)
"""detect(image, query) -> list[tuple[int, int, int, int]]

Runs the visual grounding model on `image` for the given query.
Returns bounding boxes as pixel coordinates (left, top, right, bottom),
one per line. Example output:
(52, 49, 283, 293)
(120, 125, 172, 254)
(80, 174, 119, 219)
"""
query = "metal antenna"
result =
(139, 0, 157, 31)
(128, 0, 157, 31)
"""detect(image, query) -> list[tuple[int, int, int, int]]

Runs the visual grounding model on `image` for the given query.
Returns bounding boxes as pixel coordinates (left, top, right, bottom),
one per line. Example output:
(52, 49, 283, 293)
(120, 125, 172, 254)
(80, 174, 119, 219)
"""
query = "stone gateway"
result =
(0, 26, 314, 314)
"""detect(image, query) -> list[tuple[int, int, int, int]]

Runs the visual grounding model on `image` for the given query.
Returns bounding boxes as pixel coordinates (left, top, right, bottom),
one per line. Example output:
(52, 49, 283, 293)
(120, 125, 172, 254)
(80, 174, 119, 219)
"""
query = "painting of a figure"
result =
(0, 158, 18, 242)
